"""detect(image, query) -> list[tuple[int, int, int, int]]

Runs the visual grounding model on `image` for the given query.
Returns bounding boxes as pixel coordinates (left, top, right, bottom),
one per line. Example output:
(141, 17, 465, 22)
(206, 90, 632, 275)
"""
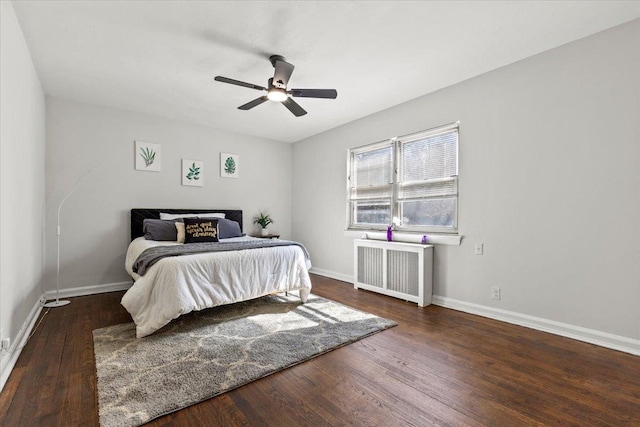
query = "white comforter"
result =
(123, 236, 312, 337)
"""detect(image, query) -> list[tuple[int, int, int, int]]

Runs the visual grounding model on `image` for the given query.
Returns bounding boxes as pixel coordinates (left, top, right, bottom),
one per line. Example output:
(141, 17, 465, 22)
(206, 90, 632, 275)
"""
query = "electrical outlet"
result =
(475, 242, 484, 255)
(1, 338, 10, 351)
(491, 286, 501, 300)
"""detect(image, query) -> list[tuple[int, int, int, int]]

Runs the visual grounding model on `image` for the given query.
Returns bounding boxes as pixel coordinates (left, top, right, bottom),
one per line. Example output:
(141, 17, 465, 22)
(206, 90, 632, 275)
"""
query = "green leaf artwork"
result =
(140, 147, 156, 167)
(186, 162, 201, 180)
(224, 157, 236, 175)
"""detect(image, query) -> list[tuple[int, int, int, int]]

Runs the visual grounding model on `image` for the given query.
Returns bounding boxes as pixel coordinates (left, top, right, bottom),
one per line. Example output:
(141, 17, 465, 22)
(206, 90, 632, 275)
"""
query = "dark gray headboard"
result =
(131, 208, 243, 241)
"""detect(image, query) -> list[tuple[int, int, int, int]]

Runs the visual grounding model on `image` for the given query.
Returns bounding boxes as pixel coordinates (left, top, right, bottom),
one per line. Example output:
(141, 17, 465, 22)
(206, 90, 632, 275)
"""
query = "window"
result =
(347, 122, 458, 233)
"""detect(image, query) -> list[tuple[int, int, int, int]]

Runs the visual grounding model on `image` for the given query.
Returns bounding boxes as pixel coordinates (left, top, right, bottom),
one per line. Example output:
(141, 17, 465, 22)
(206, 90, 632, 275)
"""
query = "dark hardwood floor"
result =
(1, 274, 639, 426)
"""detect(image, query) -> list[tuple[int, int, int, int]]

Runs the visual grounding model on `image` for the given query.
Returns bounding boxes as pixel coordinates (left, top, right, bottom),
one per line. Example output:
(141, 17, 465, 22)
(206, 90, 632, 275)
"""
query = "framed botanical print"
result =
(135, 140, 161, 172)
(220, 153, 239, 178)
(182, 159, 204, 186)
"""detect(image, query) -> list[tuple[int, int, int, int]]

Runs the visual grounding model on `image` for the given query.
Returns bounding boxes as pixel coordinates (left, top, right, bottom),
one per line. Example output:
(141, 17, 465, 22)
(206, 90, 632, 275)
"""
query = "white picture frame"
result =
(182, 159, 204, 187)
(135, 140, 161, 172)
(220, 153, 239, 179)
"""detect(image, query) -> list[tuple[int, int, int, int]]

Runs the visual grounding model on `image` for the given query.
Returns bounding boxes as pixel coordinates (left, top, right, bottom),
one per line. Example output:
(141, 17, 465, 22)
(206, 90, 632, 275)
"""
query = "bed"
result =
(122, 209, 312, 338)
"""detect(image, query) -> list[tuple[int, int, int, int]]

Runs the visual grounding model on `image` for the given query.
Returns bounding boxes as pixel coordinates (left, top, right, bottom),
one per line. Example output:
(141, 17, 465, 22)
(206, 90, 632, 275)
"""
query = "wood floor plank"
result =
(1, 274, 640, 426)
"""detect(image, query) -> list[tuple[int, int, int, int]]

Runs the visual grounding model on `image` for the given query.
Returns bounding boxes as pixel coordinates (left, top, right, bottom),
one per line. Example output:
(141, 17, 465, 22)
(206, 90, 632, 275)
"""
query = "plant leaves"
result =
(140, 146, 156, 167)
(185, 162, 201, 180)
(224, 157, 236, 174)
(253, 212, 273, 227)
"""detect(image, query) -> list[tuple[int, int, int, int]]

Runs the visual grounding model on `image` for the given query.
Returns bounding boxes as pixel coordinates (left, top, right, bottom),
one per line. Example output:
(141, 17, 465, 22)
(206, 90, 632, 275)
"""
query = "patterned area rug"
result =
(93, 293, 396, 427)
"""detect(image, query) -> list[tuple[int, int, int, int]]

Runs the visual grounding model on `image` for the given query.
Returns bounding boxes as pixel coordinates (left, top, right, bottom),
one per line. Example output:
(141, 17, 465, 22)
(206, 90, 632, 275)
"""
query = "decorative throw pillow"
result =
(175, 222, 186, 243)
(217, 218, 243, 239)
(183, 217, 219, 243)
(143, 219, 178, 241)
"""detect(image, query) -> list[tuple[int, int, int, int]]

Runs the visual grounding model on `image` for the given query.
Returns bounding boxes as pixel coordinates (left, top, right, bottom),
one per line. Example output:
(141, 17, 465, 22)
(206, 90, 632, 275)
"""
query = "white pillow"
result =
(175, 222, 185, 243)
(159, 212, 226, 220)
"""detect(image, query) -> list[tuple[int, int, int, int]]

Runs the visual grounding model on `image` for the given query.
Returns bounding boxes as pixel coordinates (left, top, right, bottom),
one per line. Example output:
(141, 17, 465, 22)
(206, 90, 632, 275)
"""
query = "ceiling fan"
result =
(214, 55, 337, 117)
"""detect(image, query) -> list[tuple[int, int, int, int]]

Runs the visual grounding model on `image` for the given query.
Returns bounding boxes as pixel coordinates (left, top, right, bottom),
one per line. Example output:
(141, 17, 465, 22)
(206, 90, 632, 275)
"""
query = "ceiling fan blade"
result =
(282, 98, 307, 117)
(289, 88, 338, 99)
(215, 76, 266, 91)
(238, 96, 268, 110)
(272, 60, 295, 89)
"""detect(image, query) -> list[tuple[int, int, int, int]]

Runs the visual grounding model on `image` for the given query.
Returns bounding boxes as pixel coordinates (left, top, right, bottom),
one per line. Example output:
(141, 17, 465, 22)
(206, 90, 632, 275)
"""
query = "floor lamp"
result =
(44, 168, 96, 308)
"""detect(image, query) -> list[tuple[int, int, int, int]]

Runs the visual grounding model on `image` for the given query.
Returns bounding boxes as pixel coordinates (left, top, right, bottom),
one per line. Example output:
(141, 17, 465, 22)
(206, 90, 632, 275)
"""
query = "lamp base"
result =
(43, 300, 70, 308)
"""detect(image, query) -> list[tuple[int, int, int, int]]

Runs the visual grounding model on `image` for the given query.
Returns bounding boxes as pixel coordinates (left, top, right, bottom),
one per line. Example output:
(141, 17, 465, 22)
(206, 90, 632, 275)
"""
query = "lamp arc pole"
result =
(44, 167, 96, 308)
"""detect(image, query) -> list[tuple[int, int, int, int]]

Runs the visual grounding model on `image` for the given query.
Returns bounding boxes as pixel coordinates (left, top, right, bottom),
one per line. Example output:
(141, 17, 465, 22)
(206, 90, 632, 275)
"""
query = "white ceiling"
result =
(11, 1, 640, 143)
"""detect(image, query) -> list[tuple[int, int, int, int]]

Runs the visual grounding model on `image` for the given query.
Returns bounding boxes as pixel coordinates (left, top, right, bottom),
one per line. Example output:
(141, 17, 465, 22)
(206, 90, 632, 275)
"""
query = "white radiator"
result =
(353, 239, 433, 307)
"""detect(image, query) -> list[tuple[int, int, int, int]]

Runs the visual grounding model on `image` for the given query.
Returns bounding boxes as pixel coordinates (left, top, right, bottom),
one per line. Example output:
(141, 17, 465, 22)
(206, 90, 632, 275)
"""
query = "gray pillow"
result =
(143, 219, 178, 241)
(217, 218, 243, 239)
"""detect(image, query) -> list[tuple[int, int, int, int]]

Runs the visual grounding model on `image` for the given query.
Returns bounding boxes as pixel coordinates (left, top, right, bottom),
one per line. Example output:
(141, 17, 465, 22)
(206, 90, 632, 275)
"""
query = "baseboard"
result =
(432, 295, 640, 357)
(303, 269, 640, 356)
(0, 295, 44, 393)
(309, 267, 353, 284)
(1, 281, 132, 392)
(45, 281, 132, 300)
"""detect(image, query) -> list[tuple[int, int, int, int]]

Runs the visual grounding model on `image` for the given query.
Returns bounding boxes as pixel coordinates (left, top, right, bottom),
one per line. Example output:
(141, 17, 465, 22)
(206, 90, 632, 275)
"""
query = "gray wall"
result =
(45, 98, 293, 291)
(292, 20, 640, 341)
(0, 0, 46, 378)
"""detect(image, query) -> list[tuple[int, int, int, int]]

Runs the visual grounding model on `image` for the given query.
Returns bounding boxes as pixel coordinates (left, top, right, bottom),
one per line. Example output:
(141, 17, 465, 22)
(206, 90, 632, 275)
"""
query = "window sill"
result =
(343, 230, 462, 246)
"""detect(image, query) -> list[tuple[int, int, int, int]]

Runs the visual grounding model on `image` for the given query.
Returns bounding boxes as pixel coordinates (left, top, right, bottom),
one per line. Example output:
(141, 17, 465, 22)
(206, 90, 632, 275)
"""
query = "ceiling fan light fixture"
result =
(267, 88, 288, 102)
(214, 56, 337, 116)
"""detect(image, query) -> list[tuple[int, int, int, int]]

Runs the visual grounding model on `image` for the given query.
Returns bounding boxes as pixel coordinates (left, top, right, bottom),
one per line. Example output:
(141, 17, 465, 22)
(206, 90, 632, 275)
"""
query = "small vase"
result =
(261, 228, 269, 237)
(386, 226, 393, 242)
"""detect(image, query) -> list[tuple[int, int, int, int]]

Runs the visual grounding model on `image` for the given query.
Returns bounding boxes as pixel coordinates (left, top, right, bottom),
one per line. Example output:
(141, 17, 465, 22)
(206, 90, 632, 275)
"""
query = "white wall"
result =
(292, 20, 640, 341)
(45, 98, 292, 291)
(0, 0, 46, 378)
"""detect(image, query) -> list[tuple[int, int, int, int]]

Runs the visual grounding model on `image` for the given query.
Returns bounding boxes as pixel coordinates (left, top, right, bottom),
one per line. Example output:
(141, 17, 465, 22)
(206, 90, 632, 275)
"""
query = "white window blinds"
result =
(347, 123, 459, 232)
(397, 128, 458, 201)
(350, 142, 393, 201)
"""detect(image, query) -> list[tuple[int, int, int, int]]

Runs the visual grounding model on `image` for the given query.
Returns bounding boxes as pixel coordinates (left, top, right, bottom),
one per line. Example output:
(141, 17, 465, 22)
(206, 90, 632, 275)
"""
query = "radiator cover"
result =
(353, 239, 433, 307)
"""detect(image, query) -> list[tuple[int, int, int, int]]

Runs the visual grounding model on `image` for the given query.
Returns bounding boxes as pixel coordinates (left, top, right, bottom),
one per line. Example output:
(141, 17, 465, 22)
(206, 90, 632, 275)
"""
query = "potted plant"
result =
(254, 212, 274, 236)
